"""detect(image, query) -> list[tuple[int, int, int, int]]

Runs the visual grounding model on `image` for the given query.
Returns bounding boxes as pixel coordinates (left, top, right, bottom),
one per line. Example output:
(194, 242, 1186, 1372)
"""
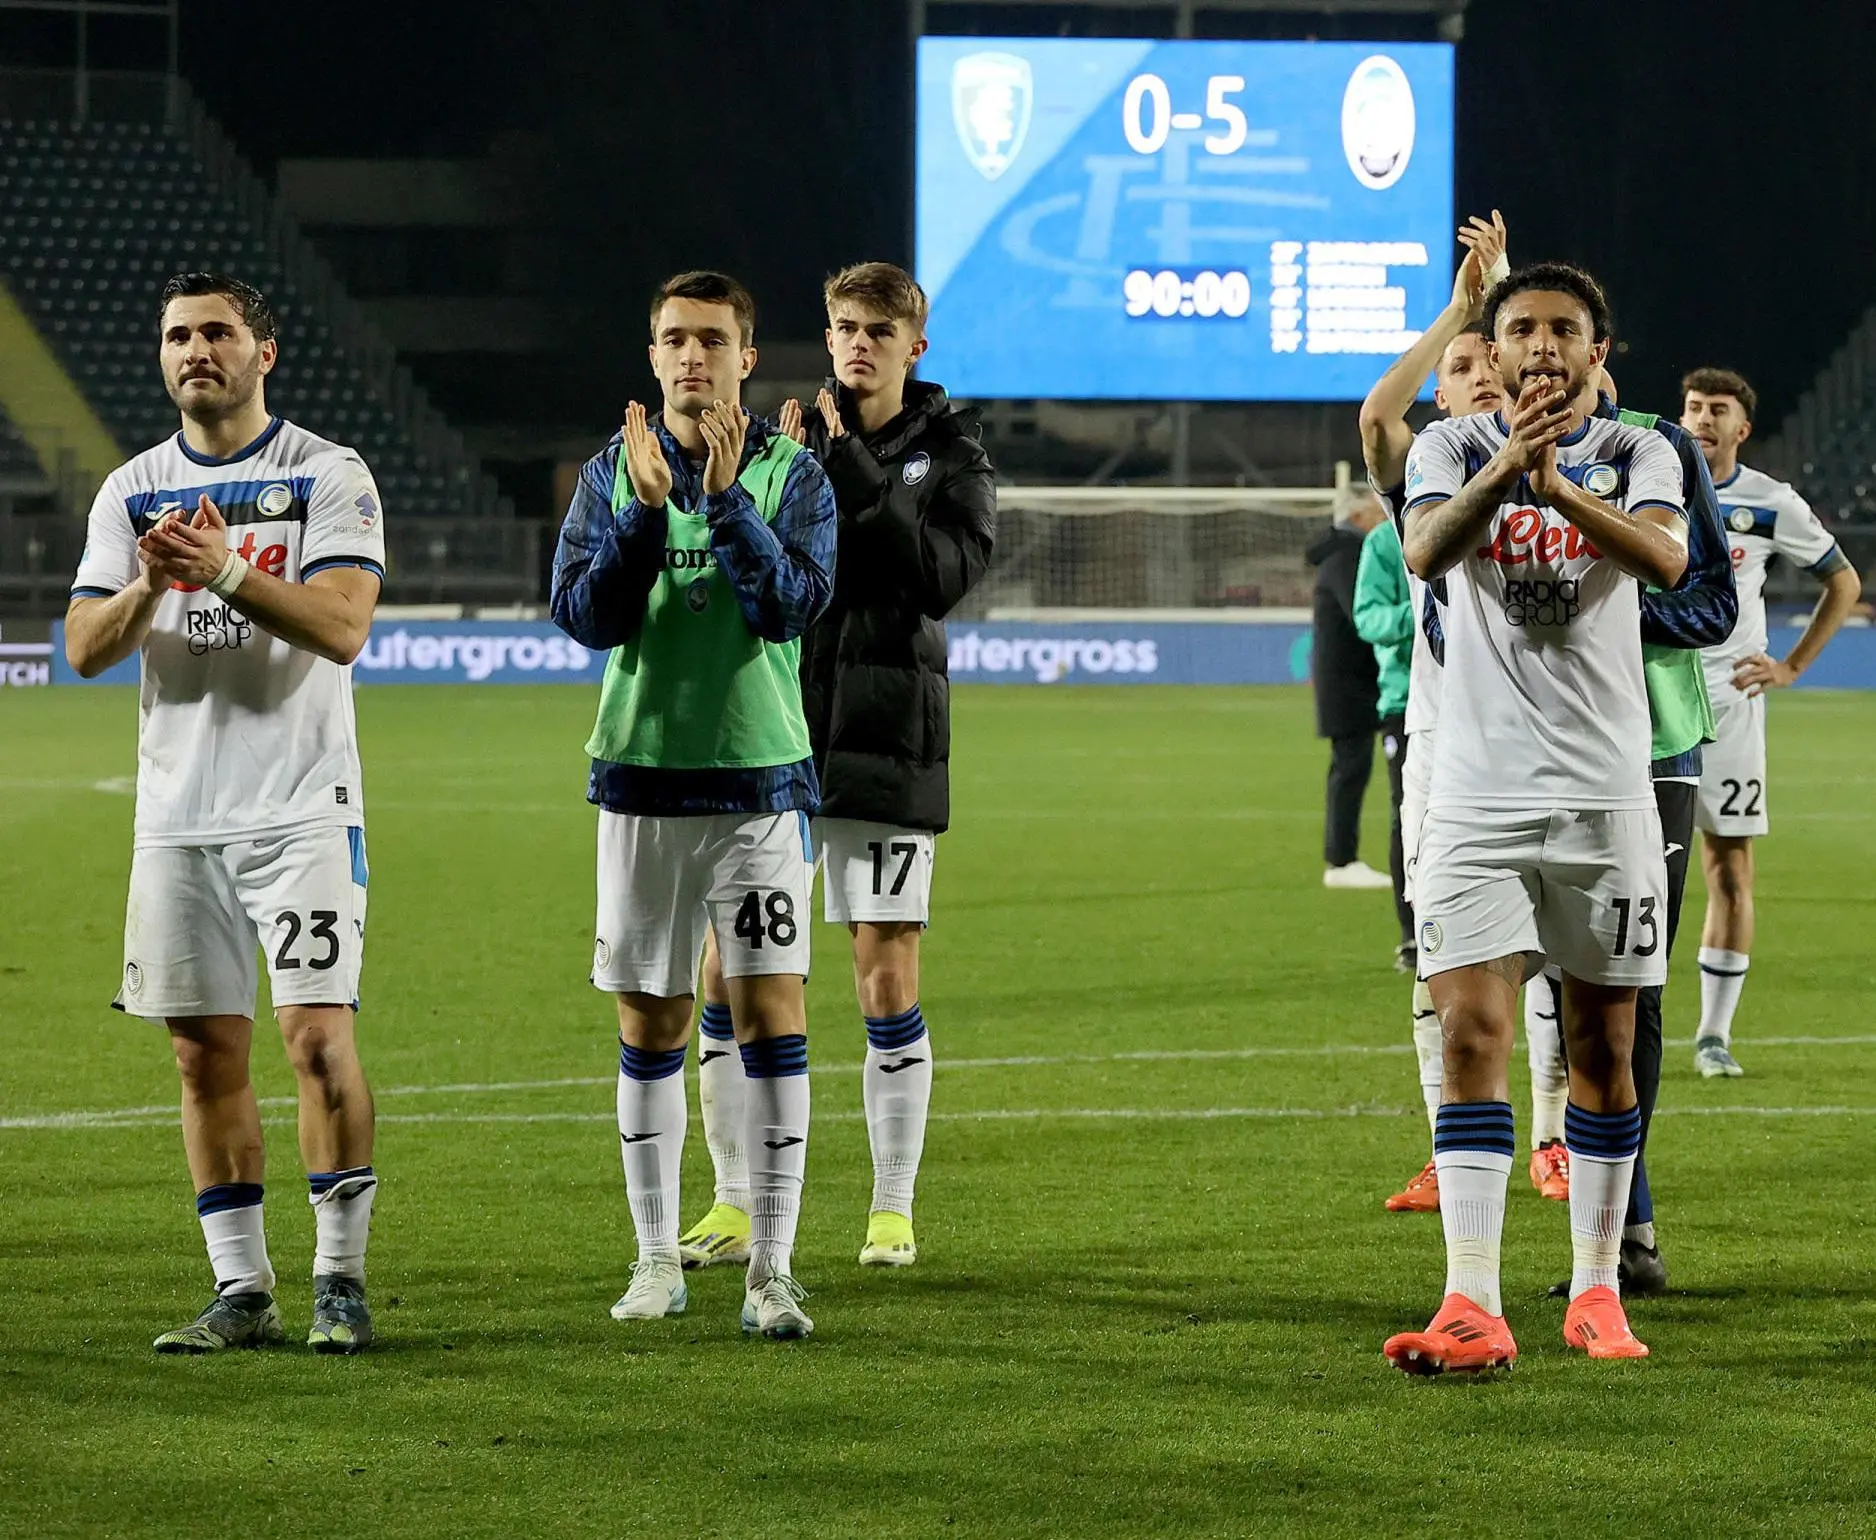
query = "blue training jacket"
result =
(550, 411, 837, 816)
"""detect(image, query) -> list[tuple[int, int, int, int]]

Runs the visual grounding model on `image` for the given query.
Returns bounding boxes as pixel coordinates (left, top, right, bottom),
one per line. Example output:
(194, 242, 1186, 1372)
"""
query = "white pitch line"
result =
(9, 1033, 1876, 1132)
(7, 1102, 1876, 1134)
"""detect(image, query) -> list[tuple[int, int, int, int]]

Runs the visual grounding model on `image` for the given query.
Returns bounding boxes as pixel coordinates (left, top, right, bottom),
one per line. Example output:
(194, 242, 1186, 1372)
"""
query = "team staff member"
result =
(683, 262, 996, 1271)
(1308, 494, 1389, 891)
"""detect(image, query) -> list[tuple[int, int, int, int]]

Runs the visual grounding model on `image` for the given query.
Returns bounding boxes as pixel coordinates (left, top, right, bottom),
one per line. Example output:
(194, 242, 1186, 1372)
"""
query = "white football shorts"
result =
(593, 810, 813, 997)
(1695, 692, 1769, 838)
(1400, 729, 1434, 907)
(815, 818, 935, 926)
(118, 826, 369, 1020)
(1415, 806, 1668, 989)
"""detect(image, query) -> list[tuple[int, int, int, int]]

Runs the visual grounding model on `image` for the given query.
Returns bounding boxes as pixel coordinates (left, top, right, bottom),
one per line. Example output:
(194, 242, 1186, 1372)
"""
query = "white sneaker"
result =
(1324, 860, 1392, 890)
(609, 1257, 687, 1320)
(741, 1272, 814, 1340)
(1694, 1037, 1744, 1079)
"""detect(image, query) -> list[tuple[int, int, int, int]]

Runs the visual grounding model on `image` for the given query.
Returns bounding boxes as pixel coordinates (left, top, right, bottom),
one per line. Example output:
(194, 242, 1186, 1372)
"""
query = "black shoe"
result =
(1618, 1238, 1668, 1296)
(1394, 942, 1418, 974)
(1546, 1241, 1670, 1301)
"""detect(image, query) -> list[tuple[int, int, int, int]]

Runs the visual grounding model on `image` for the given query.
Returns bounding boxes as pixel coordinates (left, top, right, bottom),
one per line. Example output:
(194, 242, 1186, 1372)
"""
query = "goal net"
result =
(964, 482, 1348, 620)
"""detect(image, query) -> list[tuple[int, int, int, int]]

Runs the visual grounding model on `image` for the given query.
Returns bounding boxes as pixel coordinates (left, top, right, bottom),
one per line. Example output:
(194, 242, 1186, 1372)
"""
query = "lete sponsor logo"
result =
(947, 630, 1159, 683)
(1476, 507, 1602, 567)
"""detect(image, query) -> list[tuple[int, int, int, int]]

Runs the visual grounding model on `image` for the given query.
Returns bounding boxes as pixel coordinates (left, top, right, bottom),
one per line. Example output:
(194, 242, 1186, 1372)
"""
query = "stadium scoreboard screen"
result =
(915, 38, 1455, 402)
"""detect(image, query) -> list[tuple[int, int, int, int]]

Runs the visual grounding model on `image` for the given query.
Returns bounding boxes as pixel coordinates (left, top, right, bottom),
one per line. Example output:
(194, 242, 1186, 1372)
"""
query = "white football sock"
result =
(1569, 1153, 1634, 1298)
(743, 1036, 810, 1281)
(1411, 980, 1442, 1142)
(617, 1044, 688, 1264)
(1525, 977, 1567, 1147)
(864, 1007, 933, 1218)
(197, 1184, 275, 1296)
(696, 1003, 749, 1210)
(308, 1166, 378, 1281)
(1436, 1151, 1511, 1317)
(1697, 948, 1750, 1046)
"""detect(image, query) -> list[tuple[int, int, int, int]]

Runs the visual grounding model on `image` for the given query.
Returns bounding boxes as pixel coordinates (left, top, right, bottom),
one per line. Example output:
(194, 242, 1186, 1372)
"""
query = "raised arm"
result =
(1359, 212, 1507, 489)
(1402, 381, 1572, 579)
(138, 495, 381, 665)
(551, 426, 670, 651)
(699, 413, 835, 643)
(1531, 433, 1688, 591)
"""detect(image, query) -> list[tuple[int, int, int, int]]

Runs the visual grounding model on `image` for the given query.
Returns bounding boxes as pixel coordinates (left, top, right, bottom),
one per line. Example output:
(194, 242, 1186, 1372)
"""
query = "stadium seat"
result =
(0, 118, 489, 518)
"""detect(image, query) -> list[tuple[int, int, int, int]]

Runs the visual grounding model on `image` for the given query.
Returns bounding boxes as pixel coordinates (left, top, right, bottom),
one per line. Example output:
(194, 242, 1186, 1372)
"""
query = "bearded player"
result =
(1384, 264, 1688, 1374)
(66, 273, 385, 1355)
(1679, 369, 1860, 1077)
(1358, 215, 1574, 1214)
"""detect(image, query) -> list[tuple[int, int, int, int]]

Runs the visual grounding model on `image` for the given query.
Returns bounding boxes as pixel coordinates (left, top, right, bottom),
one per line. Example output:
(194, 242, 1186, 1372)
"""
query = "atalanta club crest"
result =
(686, 578, 710, 613)
(902, 453, 932, 486)
(1581, 463, 1619, 498)
(1729, 509, 1756, 533)
(952, 52, 1032, 181)
(1341, 55, 1417, 190)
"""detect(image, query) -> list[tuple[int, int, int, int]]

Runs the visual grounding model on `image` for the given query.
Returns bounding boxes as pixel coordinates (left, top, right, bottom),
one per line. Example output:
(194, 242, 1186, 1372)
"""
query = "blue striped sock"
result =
(700, 1002, 734, 1041)
(307, 1165, 374, 1200)
(1432, 1102, 1514, 1316)
(195, 1183, 273, 1295)
(864, 1005, 926, 1052)
(1565, 1102, 1641, 1296)
(1564, 1102, 1642, 1160)
(739, 1034, 808, 1079)
(619, 1040, 688, 1081)
(196, 1182, 264, 1216)
(1433, 1100, 1516, 1159)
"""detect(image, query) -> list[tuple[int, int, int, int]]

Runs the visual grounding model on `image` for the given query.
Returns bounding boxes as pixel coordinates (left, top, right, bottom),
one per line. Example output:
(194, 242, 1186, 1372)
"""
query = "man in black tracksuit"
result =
(1307, 495, 1389, 891)
(682, 262, 996, 1273)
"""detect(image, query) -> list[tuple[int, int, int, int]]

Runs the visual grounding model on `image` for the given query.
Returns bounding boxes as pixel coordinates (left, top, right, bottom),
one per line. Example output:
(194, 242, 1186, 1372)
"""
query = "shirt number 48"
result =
(734, 890, 798, 950)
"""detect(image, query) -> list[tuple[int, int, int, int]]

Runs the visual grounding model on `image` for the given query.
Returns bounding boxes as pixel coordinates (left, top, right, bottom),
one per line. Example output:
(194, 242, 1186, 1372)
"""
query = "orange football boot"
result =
(1384, 1293, 1518, 1377)
(1562, 1285, 1649, 1359)
(1385, 1160, 1441, 1213)
(1529, 1141, 1570, 1202)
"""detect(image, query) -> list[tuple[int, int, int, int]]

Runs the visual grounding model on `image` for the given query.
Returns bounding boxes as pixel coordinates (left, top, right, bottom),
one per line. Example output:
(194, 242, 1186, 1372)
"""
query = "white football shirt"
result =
(1403, 413, 1685, 812)
(1701, 462, 1845, 706)
(71, 416, 386, 846)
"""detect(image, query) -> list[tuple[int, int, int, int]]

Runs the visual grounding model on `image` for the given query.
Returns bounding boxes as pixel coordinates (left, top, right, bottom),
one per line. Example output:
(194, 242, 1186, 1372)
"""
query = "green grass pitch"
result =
(3, 683, 1874, 1537)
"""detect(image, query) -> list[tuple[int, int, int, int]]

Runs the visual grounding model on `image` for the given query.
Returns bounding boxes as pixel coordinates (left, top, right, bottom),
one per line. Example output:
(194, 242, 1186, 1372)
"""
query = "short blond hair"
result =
(823, 262, 928, 336)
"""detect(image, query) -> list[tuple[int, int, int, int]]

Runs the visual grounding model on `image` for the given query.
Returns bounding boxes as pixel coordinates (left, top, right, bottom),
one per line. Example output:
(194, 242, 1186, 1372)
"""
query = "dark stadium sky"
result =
(18, 0, 1875, 434)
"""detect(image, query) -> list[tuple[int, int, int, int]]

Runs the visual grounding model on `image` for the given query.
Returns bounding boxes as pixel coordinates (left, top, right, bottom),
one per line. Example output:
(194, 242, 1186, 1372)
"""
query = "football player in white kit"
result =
(1382, 264, 1689, 1375)
(1358, 215, 1575, 1215)
(64, 273, 385, 1355)
(1679, 368, 1861, 1077)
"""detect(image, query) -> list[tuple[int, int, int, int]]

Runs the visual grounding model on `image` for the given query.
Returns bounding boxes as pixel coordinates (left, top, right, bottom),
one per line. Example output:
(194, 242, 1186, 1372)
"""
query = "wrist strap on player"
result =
(207, 551, 249, 599)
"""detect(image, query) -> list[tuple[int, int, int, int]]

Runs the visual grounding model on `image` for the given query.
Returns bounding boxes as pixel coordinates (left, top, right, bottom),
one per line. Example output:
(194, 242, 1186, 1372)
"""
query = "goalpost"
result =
(965, 471, 1352, 622)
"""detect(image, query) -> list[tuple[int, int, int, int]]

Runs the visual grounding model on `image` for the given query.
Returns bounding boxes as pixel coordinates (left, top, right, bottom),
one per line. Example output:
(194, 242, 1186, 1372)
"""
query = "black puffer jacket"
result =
(798, 379, 997, 832)
(1306, 522, 1381, 739)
